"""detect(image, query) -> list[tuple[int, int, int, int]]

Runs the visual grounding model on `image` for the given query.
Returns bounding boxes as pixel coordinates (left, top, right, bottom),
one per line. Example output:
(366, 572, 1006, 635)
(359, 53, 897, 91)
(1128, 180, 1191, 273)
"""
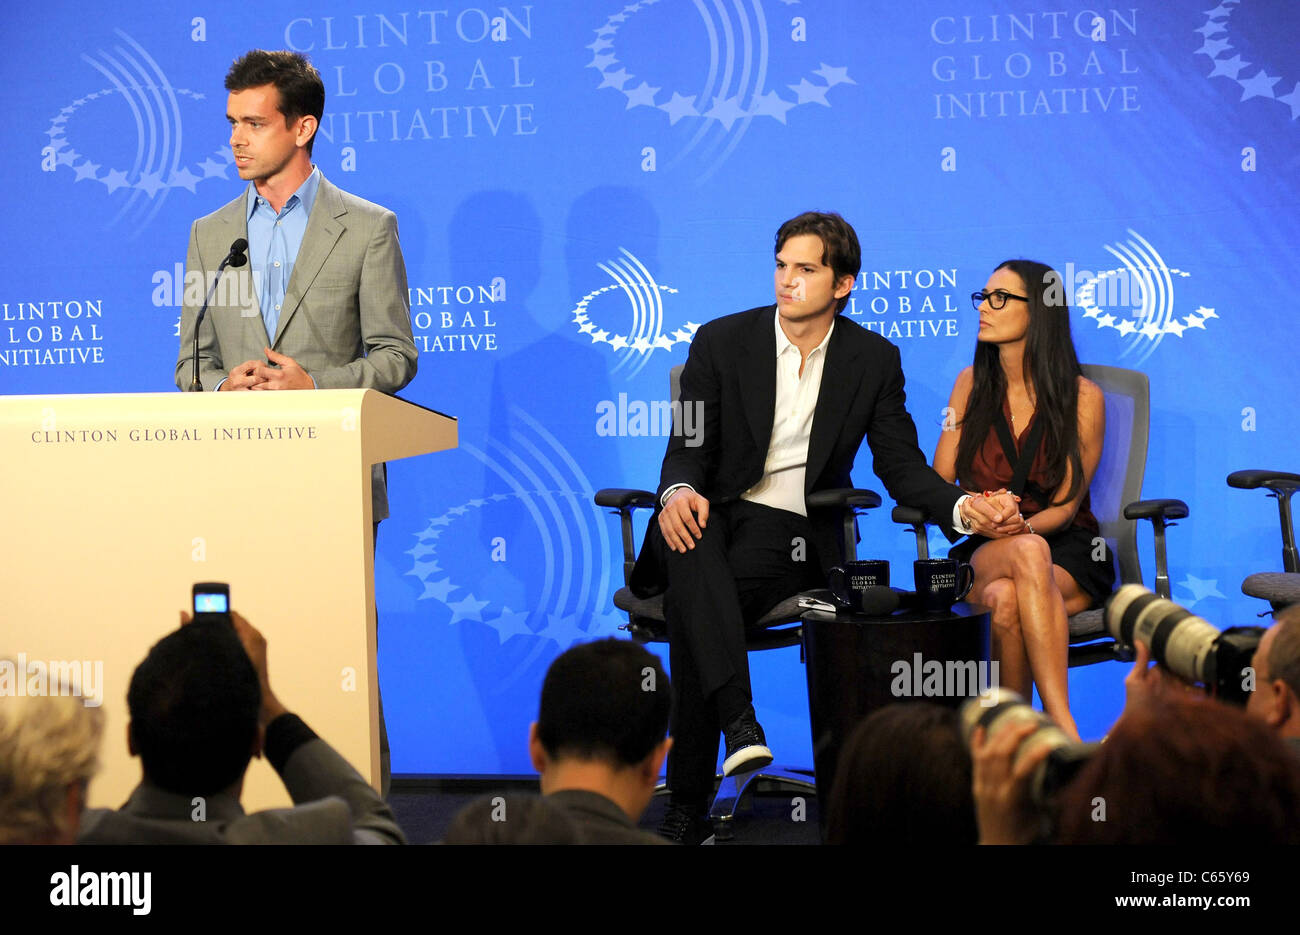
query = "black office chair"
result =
(893, 364, 1187, 666)
(594, 365, 880, 838)
(1227, 470, 1300, 612)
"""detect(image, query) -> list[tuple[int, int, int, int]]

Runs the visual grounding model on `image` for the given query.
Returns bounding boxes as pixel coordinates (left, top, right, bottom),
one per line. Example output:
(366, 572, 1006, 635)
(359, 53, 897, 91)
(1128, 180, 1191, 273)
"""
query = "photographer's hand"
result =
(181, 610, 289, 725)
(1121, 639, 1202, 719)
(971, 721, 1053, 845)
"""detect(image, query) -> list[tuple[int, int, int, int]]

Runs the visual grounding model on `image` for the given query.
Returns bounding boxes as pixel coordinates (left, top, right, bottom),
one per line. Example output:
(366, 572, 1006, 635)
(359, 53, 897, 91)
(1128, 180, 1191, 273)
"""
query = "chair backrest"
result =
(1080, 364, 1149, 586)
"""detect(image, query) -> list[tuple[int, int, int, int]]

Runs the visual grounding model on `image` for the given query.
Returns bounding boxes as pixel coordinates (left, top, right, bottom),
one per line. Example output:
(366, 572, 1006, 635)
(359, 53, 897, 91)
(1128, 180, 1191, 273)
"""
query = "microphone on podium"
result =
(188, 238, 250, 392)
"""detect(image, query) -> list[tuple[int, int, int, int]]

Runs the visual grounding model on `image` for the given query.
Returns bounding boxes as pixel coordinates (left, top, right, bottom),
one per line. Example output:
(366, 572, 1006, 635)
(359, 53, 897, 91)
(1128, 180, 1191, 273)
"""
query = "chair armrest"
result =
(807, 488, 881, 511)
(1123, 499, 1189, 522)
(1122, 499, 1187, 599)
(594, 488, 657, 586)
(1228, 471, 1300, 574)
(891, 506, 933, 559)
(594, 488, 658, 510)
(892, 505, 929, 526)
(806, 488, 880, 564)
(1227, 470, 1300, 494)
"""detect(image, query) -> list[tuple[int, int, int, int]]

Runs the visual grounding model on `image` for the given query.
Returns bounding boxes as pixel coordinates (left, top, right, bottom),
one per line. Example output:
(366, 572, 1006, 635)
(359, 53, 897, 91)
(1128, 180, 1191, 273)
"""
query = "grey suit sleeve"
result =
(309, 210, 418, 393)
(276, 734, 406, 844)
(174, 220, 230, 392)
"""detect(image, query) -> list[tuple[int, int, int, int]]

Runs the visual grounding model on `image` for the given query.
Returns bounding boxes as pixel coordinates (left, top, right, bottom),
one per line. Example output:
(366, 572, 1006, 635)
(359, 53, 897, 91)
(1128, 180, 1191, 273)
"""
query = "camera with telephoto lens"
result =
(1104, 584, 1265, 705)
(959, 689, 1097, 807)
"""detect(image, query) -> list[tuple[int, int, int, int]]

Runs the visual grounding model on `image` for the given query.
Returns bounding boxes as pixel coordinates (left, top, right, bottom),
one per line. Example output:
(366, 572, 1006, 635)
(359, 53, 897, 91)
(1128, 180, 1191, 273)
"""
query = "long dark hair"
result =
(954, 259, 1084, 506)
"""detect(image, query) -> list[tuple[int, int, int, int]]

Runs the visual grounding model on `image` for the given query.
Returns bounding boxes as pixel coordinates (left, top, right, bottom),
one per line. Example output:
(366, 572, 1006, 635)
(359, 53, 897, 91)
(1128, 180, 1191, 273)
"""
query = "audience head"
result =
(1246, 604, 1300, 740)
(529, 638, 671, 817)
(1054, 693, 1300, 844)
(773, 211, 861, 312)
(0, 667, 104, 844)
(127, 620, 261, 796)
(826, 703, 977, 845)
(443, 793, 580, 845)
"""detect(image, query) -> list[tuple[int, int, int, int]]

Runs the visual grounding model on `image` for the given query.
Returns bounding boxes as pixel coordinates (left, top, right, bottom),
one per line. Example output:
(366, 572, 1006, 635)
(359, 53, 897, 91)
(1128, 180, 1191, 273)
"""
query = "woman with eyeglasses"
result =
(932, 259, 1115, 742)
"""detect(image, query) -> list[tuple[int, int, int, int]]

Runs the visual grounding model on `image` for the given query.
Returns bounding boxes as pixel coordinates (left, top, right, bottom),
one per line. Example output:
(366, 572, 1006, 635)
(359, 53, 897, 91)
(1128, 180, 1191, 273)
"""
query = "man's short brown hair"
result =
(225, 50, 324, 155)
(774, 211, 862, 312)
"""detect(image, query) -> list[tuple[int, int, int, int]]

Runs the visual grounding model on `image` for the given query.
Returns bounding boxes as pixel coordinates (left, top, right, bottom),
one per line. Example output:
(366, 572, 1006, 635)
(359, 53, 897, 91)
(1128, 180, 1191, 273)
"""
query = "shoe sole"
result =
(722, 743, 773, 777)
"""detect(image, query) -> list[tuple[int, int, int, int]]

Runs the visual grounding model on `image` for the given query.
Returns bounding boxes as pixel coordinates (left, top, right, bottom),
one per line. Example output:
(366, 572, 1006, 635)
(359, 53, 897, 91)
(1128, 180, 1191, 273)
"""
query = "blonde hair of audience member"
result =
(0, 678, 104, 845)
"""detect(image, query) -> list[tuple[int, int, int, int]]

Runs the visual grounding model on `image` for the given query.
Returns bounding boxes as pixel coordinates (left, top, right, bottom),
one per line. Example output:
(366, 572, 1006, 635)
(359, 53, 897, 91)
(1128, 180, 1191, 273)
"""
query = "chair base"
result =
(708, 766, 817, 840)
(1067, 636, 1133, 668)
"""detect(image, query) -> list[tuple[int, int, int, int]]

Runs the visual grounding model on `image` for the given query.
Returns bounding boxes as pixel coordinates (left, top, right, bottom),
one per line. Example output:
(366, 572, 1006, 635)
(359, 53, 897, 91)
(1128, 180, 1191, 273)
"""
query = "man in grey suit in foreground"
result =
(173, 49, 418, 792)
(78, 612, 404, 844)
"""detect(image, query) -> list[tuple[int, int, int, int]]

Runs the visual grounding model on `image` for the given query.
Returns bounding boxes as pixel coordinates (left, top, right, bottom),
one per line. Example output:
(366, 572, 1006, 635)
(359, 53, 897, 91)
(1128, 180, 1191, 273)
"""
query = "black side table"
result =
(801, 596, 991, 839)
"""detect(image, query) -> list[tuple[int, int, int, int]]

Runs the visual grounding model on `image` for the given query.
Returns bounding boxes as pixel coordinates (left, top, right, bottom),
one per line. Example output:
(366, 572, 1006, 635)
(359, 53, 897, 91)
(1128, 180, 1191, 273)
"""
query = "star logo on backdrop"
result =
(1074, 230, 1219, 364)
(406, 490, 624, 648)
(41, 29, 225, 234)
(46, 87, 225, 197)
(585, 1, 856, 177)
(1176, 574, 1226, 607)
(568, 248, 697, 375)
(1197, 0, 1300, 119)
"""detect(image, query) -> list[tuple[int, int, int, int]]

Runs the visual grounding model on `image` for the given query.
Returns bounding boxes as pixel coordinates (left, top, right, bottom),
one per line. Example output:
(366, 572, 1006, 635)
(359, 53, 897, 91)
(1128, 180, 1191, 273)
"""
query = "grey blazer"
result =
(546, 789, 671, 845)
(173, 174, 418, 519)
(77, 737, 405, 845)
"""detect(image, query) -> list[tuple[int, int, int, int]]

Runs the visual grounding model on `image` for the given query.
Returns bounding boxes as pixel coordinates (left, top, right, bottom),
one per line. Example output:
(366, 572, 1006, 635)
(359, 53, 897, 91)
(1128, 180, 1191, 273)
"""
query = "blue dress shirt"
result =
(246, 166, 321, 342)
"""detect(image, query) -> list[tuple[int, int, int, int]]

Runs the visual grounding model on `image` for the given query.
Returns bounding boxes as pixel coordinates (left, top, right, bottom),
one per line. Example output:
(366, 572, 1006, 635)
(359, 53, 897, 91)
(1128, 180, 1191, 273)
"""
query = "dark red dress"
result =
(947, 399, 1116, 606)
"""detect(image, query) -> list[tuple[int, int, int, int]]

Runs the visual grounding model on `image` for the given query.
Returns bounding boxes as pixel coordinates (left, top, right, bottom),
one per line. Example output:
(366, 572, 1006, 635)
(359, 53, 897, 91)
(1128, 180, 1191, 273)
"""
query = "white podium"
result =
(1, 390, 456, 810)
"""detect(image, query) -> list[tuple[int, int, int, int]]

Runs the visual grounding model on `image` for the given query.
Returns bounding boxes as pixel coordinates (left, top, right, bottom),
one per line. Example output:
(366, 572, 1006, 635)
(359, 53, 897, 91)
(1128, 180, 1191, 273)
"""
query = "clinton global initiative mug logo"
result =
(40, 29, 231, 231)
(1072, 230, 1217, 365)
(405, 411, 624, 680)
(587, 0, 856, 178)
(1196, 1, 1300, 120)
(569, 248, 697, 378)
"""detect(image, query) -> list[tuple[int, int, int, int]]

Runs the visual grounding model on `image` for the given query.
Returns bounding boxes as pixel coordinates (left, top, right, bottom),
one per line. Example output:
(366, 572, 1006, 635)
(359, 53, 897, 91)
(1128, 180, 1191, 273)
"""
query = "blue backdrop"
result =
(3, 0, 1297, 772)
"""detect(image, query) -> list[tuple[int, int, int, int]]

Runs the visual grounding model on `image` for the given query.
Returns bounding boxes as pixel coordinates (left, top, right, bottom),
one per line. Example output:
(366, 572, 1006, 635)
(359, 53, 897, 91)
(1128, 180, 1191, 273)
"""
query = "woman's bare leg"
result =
(970, 536, 1080, 742)
(979, 577, 1031, 698)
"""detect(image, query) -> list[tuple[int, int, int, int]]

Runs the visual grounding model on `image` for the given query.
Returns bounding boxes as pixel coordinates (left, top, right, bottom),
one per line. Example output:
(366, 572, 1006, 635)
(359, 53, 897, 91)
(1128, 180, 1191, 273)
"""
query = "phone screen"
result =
(194, 592, 229, 613)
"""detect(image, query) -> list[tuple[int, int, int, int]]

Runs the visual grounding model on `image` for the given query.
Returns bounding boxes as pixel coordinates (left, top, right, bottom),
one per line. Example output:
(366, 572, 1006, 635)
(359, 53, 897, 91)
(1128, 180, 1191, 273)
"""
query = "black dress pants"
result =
(661, 499, 822, 806)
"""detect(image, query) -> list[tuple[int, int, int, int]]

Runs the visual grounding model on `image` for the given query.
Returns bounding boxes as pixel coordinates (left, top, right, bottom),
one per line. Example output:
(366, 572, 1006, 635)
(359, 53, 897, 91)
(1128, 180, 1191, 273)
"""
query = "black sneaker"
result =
(657, 803, 716, 845)
(721, 708, 773, 777)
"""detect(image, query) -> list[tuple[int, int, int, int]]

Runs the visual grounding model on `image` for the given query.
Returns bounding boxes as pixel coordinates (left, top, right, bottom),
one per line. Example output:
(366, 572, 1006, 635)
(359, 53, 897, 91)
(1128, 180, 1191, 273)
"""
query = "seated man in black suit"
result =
(528, 638, 673, 845)
(631, 211, 1015, 843)
(78, 612, 404, 844)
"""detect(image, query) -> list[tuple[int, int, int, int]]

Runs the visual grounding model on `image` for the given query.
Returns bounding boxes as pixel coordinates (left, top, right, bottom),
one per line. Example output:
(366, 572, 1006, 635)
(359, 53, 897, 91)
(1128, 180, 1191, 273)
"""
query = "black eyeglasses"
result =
(971, 290, 1028, 311)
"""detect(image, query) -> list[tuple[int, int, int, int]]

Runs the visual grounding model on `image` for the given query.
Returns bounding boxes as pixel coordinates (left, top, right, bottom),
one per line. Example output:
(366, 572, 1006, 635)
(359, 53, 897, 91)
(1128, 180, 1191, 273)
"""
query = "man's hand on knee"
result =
(659, 488, 710, 553)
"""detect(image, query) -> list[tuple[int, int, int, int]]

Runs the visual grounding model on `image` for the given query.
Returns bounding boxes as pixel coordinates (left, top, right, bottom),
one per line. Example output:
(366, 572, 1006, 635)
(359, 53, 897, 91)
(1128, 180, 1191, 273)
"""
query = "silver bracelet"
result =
(1024, 519, 1035, 535)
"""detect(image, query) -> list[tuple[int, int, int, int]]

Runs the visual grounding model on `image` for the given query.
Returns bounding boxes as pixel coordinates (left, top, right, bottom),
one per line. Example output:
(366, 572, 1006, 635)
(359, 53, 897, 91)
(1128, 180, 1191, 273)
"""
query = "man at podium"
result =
(173, 49, 419, 792)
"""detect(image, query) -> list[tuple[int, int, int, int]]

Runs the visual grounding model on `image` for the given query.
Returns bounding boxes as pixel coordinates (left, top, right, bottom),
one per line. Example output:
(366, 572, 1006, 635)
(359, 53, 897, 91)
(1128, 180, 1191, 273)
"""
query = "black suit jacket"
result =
(630, 305, 961, 596)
